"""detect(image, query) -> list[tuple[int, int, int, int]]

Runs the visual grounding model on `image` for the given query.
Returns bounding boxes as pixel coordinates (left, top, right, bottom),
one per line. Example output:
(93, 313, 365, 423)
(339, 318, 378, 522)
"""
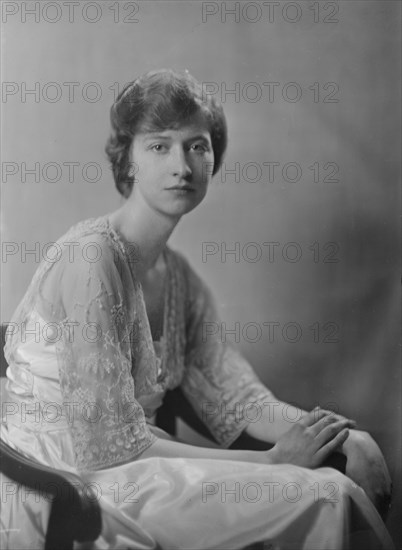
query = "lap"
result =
(83, 456, 392, 550)
(0, 421, 393, 550)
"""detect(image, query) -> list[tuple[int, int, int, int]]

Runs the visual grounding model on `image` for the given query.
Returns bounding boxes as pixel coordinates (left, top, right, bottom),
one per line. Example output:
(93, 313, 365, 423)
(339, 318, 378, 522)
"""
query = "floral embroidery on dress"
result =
(4, 215, 275, 469)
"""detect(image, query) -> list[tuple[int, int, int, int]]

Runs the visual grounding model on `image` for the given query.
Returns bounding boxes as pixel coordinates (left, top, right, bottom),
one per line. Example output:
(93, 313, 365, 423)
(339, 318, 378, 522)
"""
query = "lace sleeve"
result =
(180, 262, 276, 448)
(51, 233, 156, 471)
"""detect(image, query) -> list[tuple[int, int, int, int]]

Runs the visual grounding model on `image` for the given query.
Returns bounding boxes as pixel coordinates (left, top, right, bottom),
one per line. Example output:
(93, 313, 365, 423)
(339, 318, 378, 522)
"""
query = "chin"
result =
(164, 195, 205, 217)
(170, 203, 200, 217)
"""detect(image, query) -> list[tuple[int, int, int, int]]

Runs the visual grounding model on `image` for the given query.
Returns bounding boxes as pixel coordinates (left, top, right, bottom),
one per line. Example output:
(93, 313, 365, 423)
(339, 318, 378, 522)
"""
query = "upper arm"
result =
(54, 234, 156, 470)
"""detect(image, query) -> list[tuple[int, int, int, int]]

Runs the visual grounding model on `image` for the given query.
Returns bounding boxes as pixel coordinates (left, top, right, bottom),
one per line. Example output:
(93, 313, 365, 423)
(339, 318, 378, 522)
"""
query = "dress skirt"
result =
(0, 423, 394, 550)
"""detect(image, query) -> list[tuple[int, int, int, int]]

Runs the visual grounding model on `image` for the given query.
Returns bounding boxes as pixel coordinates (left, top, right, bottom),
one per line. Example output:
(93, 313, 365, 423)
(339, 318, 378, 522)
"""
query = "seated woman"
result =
(1, 69, 393, 549)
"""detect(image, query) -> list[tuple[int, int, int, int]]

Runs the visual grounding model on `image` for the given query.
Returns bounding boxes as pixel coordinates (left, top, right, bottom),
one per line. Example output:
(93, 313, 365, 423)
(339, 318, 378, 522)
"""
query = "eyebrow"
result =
(142, 134, 171, 141)
(188, 134, 211, 143)
(142, 133, 211, 143)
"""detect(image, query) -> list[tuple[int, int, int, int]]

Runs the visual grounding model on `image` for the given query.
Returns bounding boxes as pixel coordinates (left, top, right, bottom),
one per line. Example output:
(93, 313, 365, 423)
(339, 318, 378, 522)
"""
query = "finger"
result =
(324, 412, 357, 427)
(316, 429, 350, 462)
(317, 409, 354, 424)
(312, 407, 356, 428)
(300, 408, 356, 429)
(315, 419, 353, 446)
(304, 407, 338, 427)
(309, 414, 338, 436)
(310, 415, 355, 438)
(301, 407, 330, 427)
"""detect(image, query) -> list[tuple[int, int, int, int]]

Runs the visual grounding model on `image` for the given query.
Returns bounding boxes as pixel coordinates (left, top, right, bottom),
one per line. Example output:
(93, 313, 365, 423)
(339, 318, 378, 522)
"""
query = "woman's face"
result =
(128, 114, 214, 218)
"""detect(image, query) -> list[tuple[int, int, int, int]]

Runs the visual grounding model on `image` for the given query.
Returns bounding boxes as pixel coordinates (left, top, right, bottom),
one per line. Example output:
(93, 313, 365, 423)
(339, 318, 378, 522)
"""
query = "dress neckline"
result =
(101, 213, 169, 380)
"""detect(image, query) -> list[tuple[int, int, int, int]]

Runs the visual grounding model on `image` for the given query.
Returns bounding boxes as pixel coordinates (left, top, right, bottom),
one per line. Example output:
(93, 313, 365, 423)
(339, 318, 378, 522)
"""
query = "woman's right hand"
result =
(268, 407, 355, 468)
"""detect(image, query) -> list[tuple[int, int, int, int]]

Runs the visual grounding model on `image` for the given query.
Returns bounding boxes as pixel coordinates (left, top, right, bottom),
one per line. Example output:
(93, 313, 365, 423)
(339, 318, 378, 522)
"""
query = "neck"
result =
(109, 193, 180, 279)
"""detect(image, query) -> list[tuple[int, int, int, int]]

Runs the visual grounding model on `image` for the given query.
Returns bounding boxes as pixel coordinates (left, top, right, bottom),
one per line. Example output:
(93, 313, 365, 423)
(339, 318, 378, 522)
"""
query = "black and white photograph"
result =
(0, 1, 400, 548)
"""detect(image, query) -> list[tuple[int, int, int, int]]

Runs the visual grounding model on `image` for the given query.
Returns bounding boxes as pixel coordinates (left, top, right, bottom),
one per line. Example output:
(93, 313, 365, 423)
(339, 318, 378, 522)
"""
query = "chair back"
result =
(1, 324, 9, 377)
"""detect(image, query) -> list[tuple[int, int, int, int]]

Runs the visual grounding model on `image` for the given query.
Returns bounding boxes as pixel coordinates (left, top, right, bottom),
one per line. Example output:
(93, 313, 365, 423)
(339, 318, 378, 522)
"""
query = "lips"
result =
(167, 186, 195, 192)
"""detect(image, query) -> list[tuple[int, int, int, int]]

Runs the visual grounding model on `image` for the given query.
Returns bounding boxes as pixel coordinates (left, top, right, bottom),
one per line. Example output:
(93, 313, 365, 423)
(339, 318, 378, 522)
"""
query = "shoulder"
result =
(55, 215, 127, 267)
(58, 216, 118, 249)
(48, 216, 134, 292)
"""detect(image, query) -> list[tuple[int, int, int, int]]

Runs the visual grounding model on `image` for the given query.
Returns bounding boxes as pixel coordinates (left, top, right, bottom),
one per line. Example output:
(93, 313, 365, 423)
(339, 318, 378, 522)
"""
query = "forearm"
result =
(140, 436, 271, 465)
(244, 399, 308, 443)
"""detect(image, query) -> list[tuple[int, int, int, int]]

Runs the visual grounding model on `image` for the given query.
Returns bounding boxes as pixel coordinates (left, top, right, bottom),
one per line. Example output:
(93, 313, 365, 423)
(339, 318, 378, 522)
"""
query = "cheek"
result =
(196, 154, 215, 183)
(135, 159, 159, 185)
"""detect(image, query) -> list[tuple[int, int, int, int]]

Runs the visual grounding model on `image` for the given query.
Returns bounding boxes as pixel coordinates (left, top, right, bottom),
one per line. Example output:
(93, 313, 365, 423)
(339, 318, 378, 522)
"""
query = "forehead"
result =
(137, 114, 211, 141)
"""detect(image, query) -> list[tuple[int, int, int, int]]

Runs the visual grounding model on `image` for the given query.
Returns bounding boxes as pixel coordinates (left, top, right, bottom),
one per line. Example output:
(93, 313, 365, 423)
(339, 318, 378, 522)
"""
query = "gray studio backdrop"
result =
(1, 1, 400, 545)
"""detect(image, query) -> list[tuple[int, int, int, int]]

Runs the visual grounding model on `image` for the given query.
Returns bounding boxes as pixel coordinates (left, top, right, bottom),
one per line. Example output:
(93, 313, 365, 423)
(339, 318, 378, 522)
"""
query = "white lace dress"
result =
(0, 216, 394, 549)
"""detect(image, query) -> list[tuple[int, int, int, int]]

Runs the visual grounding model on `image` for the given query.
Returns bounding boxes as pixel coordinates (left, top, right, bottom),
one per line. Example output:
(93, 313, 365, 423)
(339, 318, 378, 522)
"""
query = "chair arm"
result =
(0, 438, 102, 545)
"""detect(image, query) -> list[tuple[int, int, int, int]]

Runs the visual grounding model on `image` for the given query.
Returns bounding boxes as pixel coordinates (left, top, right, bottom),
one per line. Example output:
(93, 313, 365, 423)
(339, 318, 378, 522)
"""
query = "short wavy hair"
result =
(105, 69, 228, 198)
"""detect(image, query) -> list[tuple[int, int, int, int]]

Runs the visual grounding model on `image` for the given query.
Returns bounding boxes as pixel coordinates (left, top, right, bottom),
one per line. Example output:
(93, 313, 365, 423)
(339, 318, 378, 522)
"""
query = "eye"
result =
(150, 144, 167, 153)
(189, 142, 210, 154)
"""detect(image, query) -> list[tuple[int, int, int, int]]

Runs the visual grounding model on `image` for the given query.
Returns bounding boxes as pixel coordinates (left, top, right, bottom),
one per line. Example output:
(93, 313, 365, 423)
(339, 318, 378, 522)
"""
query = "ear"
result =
(127, 161, 139, 182)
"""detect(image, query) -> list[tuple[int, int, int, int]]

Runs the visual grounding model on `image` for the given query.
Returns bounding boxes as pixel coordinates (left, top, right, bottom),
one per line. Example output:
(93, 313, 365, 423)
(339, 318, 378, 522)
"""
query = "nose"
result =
(170, 146, 192, 179)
